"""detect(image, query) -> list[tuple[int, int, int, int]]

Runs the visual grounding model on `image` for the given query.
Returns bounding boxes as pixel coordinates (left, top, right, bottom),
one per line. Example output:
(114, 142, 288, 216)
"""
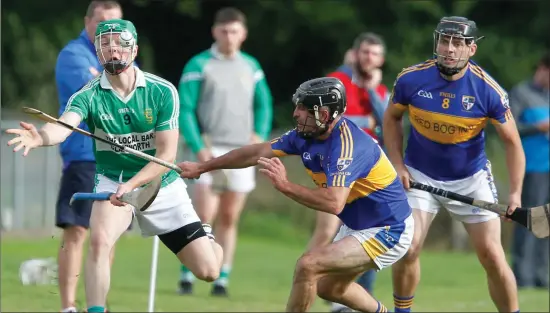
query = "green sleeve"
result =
(178, 54, 207, 153)
(254, 75, 273, 140)
(245, 54, 273, 140)
(64, 87, 91, 120)
(156, 82, 179, 131)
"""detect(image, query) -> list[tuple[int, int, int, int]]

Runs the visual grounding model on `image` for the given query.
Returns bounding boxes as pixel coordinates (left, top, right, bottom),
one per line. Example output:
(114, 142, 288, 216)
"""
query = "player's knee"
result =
(193, 263, 220, 282)
(402, 238, 423, 262)
(217, 208, 240, 228)
(476, 242, 506, 272)
(295, 253, 319, 279)
(88, 231, 113, 259)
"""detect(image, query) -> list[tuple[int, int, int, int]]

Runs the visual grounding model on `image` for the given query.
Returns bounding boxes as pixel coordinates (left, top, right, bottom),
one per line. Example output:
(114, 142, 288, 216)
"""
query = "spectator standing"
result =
(509, 51, 549, 289)
(177, 7, 273, 297)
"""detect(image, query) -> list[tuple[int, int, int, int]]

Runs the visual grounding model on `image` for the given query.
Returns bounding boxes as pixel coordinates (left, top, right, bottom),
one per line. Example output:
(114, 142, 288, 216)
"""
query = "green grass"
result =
(1, 232, 548, 312)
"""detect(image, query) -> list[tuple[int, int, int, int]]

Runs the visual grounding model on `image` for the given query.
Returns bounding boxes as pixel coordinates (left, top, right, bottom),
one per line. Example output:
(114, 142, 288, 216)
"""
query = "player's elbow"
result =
(326, 200, 345, 215)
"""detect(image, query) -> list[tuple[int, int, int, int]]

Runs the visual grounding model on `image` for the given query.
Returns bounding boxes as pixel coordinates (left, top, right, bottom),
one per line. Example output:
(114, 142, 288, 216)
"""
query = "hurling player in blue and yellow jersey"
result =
(383, 17, 525, 313)
(177, 77, 414, 312)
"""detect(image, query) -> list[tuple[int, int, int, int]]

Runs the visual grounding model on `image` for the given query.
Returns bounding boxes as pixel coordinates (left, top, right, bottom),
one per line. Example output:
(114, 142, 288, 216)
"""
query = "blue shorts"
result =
(55, 161, 96, 229)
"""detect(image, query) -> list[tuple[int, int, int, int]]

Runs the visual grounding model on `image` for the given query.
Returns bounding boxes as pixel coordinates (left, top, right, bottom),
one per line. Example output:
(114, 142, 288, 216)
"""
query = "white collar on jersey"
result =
(100, 66, 146, 90)
(210, 43, 240, 60)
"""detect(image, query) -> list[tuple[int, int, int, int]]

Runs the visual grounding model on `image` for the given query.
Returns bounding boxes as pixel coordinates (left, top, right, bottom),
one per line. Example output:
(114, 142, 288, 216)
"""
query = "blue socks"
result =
(394, 294, 414, 312)
(87, 306, 105, 313)
(375, 301, 388, 312)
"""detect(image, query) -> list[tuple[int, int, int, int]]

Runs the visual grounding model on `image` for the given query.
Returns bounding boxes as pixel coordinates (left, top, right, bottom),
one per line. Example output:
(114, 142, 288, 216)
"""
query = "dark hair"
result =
(352, 32, 386, 53)
(214, 7, 246, 26)
(86, 1, 122, 18)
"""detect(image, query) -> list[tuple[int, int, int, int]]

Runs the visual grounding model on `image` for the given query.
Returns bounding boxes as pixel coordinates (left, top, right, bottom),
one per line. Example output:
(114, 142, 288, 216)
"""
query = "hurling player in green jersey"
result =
(6, 19, 223, 312)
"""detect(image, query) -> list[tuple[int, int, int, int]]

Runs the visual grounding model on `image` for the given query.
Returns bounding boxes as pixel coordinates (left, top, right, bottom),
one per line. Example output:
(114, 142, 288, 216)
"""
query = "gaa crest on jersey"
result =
(144, 108, 153, 124)
(337, 158, 353, 171)
(461, 95, 475, 111)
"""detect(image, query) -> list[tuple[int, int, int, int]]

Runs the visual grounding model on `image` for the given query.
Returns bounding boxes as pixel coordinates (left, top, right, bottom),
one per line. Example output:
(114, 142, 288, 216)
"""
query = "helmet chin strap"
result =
(436, 62, 464, 76)
(312, 97, 339, 129)
(104, 60, 130, 75)
(299, 104, 339, 139)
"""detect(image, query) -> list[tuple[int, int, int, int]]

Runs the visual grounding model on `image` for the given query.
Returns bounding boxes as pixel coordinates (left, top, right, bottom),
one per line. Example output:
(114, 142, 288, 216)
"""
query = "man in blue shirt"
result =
(509, 51, 550, 289)
(54, 1, 122, 312)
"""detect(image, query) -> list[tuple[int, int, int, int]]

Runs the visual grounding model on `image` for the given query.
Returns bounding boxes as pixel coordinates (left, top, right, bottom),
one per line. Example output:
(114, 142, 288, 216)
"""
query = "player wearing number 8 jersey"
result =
(6, 19, 223, 312)
(383, 16, 525, 312)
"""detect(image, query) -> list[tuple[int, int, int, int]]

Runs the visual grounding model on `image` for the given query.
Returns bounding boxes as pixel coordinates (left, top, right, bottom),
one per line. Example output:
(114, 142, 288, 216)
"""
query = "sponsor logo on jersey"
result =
(95, 128, 156, 153)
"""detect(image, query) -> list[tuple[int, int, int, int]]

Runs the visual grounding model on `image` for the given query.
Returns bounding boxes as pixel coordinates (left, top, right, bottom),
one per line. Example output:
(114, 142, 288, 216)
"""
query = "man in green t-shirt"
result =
(6, 19, 223, 313)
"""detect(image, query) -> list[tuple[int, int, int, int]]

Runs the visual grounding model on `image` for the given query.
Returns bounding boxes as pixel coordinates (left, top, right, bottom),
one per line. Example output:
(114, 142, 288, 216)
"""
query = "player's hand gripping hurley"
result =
(409, 181, 550, 238)
(70, 176, 162, 211)
(22, 107, 182, 173)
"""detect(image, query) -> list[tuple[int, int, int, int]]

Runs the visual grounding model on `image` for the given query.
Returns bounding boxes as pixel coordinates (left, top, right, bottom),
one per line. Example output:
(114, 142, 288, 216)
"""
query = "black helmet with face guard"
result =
(433, 16, 483, 76)
(292, 77, 346, 139)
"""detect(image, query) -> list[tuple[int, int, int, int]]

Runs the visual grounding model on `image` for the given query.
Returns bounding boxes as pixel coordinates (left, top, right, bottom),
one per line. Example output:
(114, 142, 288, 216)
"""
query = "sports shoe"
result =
(178, 280, 193, 295)
(211, 284, 228, 297)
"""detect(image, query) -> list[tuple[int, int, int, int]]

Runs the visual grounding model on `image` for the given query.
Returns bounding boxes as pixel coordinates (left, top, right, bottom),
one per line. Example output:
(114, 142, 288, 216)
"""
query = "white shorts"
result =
(406, 163, 499, 224)
(196, 145, 256, 193)
(95, 174, 201, 237)
(333, 214, 414, 271)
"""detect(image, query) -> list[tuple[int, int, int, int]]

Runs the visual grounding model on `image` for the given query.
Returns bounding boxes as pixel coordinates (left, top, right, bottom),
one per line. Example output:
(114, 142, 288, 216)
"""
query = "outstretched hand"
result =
(258, 157, 288, 190)
(5, 121, 44, 156)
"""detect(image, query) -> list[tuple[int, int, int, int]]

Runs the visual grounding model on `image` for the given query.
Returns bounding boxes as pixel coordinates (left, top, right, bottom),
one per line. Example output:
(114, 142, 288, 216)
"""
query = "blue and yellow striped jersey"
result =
(391, 59, 512, 181)
(270, 118, 411, 230)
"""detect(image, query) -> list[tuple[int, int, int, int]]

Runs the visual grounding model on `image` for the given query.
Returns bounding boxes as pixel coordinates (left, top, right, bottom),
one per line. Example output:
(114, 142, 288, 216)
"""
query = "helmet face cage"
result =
(292, 87, 344, 139)
(433, 20, 475, 76)
(95, 29, 136, 75)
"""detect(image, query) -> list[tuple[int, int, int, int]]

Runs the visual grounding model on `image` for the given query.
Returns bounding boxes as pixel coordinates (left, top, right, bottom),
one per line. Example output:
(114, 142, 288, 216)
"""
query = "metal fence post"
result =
(13, 151, 25, 230)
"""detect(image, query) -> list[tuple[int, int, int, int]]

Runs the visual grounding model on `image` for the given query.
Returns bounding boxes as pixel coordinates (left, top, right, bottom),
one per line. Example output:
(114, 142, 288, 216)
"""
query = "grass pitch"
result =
(1, 231, 548, 312)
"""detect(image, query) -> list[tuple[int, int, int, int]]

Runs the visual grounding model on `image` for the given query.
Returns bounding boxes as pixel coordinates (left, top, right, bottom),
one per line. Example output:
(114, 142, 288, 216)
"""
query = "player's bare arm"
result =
(258, 157, 351, 215)
(493, 118, 526, 214)
(126, 129, 179, 189)
(6, 111, 82, 155)
(109, 129, 179, 207)
(306, 212, 342, 250)
(177, 142, 275, 179)
(383, 100, 410, 188)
